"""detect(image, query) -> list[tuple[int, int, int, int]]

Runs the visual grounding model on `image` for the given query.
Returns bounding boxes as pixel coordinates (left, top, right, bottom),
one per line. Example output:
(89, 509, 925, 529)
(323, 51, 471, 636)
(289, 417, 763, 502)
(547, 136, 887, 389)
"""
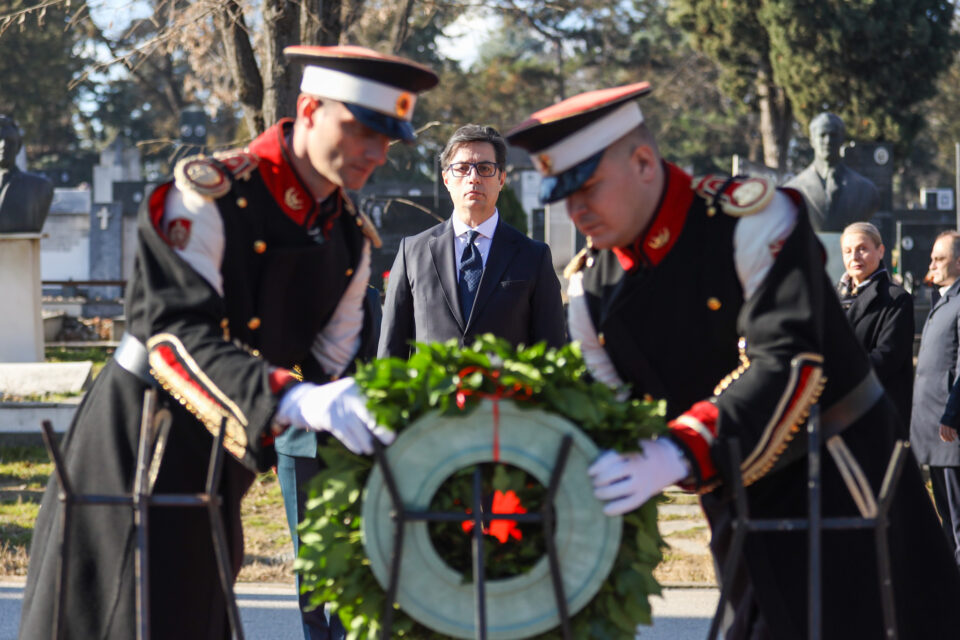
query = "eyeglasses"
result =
(446, 161, 500, 178)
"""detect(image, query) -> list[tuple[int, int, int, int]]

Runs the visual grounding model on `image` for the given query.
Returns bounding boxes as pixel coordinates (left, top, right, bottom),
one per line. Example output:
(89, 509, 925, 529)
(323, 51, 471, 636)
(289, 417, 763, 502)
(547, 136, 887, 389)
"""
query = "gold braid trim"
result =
(698, 352, 826, 495)
(147, 333, 250, 461)
(714, 337, 751, 396)
(739, 353, 826, 487)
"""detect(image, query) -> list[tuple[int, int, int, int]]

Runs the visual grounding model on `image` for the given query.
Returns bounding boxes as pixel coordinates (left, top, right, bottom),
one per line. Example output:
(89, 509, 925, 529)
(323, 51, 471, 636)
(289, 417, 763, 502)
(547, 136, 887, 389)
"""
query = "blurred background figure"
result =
(837, 222, 914, 423)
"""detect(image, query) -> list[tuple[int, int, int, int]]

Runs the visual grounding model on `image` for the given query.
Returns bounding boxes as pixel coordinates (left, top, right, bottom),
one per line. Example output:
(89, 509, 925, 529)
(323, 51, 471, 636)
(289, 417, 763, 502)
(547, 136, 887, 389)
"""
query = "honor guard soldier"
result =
(19, 46, 437, 640)
(506, 83, 960, 639)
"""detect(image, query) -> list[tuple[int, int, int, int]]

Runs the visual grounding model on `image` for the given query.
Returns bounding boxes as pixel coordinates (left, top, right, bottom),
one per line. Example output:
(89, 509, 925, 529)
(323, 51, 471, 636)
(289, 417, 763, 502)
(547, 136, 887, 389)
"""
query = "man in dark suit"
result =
(911, 230, 960, 566)
(378, 124, 564, 358)
(0, 115, 53, 233)
(786, 112, 879, 232)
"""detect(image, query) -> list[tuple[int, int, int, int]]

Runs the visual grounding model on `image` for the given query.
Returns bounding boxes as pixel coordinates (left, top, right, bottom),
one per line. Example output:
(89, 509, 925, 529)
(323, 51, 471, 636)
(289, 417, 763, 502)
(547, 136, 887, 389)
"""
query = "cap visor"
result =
(539, 151, 604, 204)
(345, 103, 415, 142)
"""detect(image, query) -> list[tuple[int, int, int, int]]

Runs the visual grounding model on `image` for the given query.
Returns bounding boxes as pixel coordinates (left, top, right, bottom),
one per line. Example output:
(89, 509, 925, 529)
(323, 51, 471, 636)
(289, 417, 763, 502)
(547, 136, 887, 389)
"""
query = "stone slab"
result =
(0, 400, 79, 433)
(0, 362, 92, 395)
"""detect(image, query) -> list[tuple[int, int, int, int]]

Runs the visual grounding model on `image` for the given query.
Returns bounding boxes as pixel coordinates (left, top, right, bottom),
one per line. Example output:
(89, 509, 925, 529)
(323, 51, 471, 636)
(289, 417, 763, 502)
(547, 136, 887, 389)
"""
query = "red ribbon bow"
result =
(454, 366, 532, 461)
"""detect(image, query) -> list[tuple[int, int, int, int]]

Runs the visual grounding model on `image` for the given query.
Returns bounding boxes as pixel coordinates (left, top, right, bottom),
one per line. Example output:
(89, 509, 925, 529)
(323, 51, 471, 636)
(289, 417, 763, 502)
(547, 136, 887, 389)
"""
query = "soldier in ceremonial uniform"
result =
(19, 46, 437, 640)
(506, 84, 960, 639)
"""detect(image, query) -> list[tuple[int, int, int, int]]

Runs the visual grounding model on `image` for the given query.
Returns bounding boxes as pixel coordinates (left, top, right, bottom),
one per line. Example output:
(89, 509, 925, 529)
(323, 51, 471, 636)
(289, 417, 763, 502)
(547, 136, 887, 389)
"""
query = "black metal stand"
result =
(40, 388, 246, 640)
(374, 435, 575, 640)
(706, 405, 908, 640)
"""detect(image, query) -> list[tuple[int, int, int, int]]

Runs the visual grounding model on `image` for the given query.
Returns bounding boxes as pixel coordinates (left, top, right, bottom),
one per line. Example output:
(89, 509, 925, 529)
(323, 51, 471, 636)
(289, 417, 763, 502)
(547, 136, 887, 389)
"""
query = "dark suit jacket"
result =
(840, 269, 914, 423)
(0, 167, 53, 233)
(378, 217, 565, 358)
(786, 163, 879, 232)
(912, 278, 960, 466)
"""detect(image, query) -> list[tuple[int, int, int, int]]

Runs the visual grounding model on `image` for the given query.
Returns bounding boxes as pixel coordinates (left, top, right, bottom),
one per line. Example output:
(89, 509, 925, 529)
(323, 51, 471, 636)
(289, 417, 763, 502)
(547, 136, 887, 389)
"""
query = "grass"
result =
(0, 444, 294, 582)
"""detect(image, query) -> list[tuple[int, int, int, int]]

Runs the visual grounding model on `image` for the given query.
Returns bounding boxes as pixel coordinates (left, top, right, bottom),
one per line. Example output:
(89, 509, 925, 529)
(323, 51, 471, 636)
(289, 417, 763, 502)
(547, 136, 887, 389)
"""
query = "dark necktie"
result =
(459, 230, 483, 321)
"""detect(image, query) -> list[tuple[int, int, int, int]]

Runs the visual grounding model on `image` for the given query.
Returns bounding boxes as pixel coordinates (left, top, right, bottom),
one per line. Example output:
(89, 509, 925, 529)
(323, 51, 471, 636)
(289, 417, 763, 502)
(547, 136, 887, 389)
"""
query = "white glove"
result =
(588, 438, 690, 516)
(274, 378, 395, 455)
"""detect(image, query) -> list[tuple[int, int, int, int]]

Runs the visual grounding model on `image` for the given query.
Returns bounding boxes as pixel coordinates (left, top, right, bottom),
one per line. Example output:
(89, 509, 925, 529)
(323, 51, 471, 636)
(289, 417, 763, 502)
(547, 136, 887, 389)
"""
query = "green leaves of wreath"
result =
(296, 335, 668, 639)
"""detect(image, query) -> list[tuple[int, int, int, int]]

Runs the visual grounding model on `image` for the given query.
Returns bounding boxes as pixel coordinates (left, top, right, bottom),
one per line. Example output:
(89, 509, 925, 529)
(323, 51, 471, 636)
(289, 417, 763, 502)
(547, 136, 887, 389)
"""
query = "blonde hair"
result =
(841, 222, 882, 249)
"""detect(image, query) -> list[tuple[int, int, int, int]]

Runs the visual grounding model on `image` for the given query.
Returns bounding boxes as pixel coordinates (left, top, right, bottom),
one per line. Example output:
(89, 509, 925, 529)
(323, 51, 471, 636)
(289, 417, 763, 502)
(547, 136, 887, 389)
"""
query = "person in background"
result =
(837, 222, 914, 422)
(912, 230, 960, 568)
(378, 124, 564, 358)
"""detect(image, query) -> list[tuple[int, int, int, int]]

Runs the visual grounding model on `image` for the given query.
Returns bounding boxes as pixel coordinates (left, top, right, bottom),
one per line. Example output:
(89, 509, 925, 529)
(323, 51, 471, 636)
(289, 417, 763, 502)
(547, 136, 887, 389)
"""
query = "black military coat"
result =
(571, 163, 960, 640)
(19, 121, 377, 640)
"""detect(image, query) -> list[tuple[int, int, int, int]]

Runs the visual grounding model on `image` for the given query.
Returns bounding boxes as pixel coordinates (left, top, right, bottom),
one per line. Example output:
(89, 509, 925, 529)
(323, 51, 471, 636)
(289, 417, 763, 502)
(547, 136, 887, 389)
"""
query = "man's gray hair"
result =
(937, 230, 960, 260)
(439, 124, 506, 168)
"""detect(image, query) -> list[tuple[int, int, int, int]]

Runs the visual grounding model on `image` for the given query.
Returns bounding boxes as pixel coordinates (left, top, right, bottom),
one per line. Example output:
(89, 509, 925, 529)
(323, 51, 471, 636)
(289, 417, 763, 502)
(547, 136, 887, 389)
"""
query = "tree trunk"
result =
(301, 0, 342, 46)
(756, 67, 792, 173)
(218, 1, 265, 135)
(390, 0, 416, 54)
(262, 0, 301, 127)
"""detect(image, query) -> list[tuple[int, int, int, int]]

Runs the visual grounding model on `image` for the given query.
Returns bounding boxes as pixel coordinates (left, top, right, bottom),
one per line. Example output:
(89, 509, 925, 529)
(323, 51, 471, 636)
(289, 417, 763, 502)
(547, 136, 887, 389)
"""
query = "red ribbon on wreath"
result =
(454, 366, 532, 461)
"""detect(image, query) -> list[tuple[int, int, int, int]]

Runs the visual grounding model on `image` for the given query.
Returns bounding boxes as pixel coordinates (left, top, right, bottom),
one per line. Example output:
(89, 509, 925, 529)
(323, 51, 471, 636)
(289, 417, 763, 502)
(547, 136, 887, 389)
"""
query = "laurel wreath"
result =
(295, 335, 667, 639)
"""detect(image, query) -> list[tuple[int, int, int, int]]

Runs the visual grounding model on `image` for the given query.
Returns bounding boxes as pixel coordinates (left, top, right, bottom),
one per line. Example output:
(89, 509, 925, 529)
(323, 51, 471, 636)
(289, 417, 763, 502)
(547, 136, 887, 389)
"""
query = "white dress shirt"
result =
(452, 210, 499, 281)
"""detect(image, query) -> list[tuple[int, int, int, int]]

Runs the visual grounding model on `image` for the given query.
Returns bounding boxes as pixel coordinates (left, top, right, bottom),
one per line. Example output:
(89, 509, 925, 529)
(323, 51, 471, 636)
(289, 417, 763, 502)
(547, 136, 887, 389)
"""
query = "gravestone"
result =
(88, 202, 123, 304)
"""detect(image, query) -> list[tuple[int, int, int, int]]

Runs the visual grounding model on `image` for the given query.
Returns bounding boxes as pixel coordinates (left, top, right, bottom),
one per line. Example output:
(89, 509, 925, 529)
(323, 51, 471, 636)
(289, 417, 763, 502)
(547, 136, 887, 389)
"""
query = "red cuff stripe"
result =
(669, 401, 719, 487)
(269, 368, 298, 394)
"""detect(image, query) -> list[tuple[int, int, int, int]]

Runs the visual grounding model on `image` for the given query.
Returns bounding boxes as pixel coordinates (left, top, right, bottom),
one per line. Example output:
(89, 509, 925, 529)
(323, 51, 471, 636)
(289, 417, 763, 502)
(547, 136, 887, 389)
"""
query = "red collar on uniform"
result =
(248, 119, 317, 226)
(612, 161, 693, 271)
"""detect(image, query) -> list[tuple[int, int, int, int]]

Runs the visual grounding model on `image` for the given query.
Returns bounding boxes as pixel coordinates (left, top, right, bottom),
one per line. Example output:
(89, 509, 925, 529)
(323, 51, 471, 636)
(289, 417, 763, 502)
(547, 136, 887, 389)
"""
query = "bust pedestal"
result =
(0, 233, 44, 362)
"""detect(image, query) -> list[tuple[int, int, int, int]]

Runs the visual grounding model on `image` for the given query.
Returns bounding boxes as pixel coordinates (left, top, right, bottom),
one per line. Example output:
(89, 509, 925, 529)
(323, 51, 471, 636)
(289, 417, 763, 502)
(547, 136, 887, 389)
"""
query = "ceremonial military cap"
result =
(284, 45, 439, 143)
(506, 82, 652, 203)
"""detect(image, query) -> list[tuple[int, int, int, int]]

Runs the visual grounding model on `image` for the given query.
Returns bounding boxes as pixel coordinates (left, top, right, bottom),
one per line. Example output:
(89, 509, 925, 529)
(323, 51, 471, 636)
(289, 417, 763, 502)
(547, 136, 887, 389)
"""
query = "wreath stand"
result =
(40, 388, 246, 640)
(372, 434, 576, 640)
(707, 405, 909, 640)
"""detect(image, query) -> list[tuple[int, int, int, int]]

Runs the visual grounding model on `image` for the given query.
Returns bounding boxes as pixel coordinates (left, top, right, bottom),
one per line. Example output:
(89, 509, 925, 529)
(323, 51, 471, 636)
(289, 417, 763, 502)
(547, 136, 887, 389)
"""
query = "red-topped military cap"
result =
(284, 45, 439, 142)
(506, 82, 652, 203)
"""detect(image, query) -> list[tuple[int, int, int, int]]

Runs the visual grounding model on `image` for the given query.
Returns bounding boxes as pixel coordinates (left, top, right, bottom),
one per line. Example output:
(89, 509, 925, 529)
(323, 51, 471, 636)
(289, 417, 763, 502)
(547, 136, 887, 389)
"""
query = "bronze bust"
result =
(786, 112, 880, 232)
(0, 115, 54, 233)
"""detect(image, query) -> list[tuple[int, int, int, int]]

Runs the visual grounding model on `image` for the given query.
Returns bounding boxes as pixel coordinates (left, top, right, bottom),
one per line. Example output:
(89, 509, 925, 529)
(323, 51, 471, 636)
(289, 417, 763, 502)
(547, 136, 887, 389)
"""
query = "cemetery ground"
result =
(0, 450, 715, 586)
(0, 343, 716, 585)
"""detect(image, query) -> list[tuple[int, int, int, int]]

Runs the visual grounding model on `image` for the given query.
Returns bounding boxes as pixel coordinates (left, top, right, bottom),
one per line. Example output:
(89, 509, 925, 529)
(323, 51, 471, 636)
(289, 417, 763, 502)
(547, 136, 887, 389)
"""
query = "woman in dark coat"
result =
(837, 222, 914, 422)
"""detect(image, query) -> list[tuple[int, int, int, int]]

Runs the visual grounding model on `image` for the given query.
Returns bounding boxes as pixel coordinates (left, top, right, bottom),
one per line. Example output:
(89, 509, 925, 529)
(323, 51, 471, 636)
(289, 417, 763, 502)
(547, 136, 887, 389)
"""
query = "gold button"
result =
(707, 297, 722, 311)
(237, 197, 248, 208)
(356, 217, 364, 227)
(247, 317, 261, 330)
(586, 256, 595, 268)
(250, 349, 261, 358)
(253, 240, 267, 254)
(345, 267, 354, 277)
(707, 206, 717, 217)
(598, 332, 606, 346)
(220, 318, 229, 329)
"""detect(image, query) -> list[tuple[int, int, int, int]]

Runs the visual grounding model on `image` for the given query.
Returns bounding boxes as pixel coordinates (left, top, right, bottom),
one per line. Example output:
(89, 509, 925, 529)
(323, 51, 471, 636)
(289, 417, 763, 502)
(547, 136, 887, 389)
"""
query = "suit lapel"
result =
(429, 219, 466, 331)
(469, 219, 521, 329)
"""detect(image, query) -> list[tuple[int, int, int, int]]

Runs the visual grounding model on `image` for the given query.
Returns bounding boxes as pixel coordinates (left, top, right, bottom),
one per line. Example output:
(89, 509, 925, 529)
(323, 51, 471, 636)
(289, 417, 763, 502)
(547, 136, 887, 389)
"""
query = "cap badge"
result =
(284, 187, 305, 211)
(536, 153, 554, 175)
(395, 92, 413, 118)
(647, 227, 670, 250)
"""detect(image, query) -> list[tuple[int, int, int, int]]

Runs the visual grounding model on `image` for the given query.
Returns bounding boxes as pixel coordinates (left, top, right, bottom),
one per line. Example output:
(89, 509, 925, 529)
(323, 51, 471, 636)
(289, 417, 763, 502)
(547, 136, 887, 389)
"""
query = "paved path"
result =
(0, 580, 718, 640)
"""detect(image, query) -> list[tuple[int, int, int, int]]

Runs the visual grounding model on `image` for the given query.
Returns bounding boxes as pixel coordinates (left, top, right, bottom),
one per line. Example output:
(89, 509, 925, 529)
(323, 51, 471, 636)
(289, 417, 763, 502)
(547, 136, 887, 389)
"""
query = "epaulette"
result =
(343, 193, 382, 249)
(174, 155, 232, 200)
(213, 149, 259, 182)
(563, 247, 592, 279)
(691, 174, 776, 218)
